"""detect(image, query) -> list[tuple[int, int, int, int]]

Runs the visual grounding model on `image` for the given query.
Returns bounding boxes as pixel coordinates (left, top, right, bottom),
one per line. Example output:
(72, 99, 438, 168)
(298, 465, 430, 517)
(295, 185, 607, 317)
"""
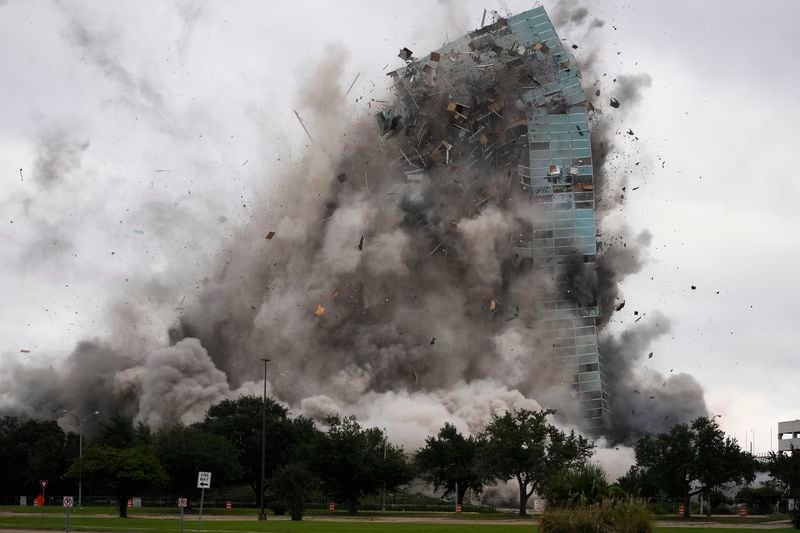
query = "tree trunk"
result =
(683, 492, 691, 519)
(457, 483, 467, 506)
(348, 498, 358, 515)
(117, 495, 128, 518)
(517, 476, 528, 516)
(291, 494, 304, 521)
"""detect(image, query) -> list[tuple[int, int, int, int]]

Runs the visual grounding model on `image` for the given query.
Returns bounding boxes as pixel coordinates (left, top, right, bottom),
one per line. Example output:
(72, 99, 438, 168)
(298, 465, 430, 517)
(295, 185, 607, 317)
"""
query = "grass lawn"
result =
(0, 515, 796, 533)
(0, 515, 532, 533)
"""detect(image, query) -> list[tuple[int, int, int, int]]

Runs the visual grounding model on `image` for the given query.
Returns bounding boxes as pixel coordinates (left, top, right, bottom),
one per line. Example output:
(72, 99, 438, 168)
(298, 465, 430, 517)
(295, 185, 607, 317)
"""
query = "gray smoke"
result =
(600, 313, 708, 444)
(32, 127, 89, 188)
(0, 6, 706, 451)
(552, 0, 599, 29)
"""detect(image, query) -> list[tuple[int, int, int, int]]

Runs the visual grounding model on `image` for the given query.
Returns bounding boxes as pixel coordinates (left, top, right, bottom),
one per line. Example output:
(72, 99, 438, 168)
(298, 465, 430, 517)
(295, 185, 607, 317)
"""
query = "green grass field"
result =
(0, 514, 795, 533)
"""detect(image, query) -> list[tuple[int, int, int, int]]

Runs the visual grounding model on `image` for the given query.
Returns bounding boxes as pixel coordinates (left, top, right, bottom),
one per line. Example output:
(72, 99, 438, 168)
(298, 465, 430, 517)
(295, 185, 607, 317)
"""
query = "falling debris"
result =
(133, 229, 145, 235)
(615, 301, 626, 312)
(345, 72, 361, 96)
(609, 97, 620, 108)
(489, 298, 497, 311)
(337, 173, 348, 183)
(648, 352, 654, 359)
(398, 47, 413, 61)
(19, 168, 23, 181)
(315, 304, 326, 317)
(331, 288, 341, 301)
(430, 337, 436, 345)
(242, 159, 248, 167)
(691, 285, 696, 290)
(358, 235, 364, 251)
(265, 231, 276, 240)
(626, 129, 634, 136)
(292, 109, 315, 143)
(19, 349, 31, 353)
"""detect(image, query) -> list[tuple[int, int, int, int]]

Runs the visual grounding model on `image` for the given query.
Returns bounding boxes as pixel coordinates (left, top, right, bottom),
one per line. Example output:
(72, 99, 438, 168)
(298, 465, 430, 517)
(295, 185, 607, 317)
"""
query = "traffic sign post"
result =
(178, 498, 187, 533)
(196, 472, 211, 532)
(63, 496, 73, 533)
(39, 480, 48, 507)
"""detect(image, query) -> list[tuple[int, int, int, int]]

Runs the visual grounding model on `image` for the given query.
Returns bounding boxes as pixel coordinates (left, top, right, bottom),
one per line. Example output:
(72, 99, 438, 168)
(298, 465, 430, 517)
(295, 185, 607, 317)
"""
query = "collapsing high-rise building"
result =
(386, 6, 608, 427)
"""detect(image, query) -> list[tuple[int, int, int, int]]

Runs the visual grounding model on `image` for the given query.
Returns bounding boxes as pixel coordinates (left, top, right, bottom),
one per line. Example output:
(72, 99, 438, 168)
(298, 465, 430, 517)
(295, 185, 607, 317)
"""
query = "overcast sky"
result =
(1, 0, 798, 454)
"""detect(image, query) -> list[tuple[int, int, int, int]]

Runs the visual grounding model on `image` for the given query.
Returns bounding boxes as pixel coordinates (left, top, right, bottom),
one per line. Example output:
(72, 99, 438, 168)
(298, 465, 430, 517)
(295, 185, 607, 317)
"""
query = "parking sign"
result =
(177, 497, 187, 508)
(197, 471, 211, 489)
(63, 496, 73, 508)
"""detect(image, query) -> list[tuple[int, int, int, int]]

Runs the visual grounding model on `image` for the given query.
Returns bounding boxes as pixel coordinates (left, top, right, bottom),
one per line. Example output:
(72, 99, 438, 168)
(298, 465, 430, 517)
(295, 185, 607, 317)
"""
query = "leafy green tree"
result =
(616, 465, 659, 499)
(634, 416, 756, 518)
(736, 484, 782, 515)
(543, 463, 609, 507)
(768, 447, 800, 526)
(0, 416, 78, 495)
(69, 445, 167, 517)
(94, 415, 152, 448)
(415, 423, 485, 505)
(478, 409, 594, 516)
(200, 395, 321, 502)
(154, 425, 242, 496)
(270, 463, 319, 521)
(313, 416, 411, 513)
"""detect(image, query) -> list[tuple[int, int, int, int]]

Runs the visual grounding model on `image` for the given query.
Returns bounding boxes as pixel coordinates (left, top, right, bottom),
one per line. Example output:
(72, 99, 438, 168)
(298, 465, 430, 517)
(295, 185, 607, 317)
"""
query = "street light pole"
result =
(258, 358, 270, 521)
(63, 410, 99, 508)
(381, 428, 387, 512)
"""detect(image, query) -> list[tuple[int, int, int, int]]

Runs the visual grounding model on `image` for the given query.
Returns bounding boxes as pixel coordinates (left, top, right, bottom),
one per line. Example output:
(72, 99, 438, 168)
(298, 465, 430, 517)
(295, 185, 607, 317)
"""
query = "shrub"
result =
(269, 501, 287, 515)
(544, 463, 609, 507)
(540, 501, 653, 533)
(791, 508, 800, 529)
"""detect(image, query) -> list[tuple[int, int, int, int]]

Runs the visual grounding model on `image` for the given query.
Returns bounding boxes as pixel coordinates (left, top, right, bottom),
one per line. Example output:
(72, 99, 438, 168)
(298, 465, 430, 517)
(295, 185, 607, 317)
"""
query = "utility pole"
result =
(381, 428, 387, 512)
(258, 358, 270, 521)
(63, 410, 100, 507)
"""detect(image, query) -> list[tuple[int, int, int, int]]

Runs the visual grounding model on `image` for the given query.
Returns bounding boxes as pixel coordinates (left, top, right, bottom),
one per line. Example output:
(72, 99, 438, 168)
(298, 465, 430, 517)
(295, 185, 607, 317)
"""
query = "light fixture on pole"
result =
(258, 358, 270, 521)
(62, 410, 100, 508)
(381, 427, 387, 512)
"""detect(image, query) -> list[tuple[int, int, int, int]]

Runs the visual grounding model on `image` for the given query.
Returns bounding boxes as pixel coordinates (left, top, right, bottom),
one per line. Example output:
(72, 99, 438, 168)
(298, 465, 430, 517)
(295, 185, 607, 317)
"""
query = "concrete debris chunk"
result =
(337, 173, 348, 183)
(615, 301, 625, 311)
(331, 289, 341, 301)
(609, 97, 620, 108)
(398, 47, 413, 61)
(315, 304, 326, 316)
(265, 231, 276, 240)
(430, 51, 441, 62)
(20, 349, 31, 353)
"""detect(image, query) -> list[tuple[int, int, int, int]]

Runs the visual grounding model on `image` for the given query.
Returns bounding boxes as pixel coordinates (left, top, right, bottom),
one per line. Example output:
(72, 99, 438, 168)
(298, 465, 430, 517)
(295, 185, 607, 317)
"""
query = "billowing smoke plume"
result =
(1, 5, 706, 453)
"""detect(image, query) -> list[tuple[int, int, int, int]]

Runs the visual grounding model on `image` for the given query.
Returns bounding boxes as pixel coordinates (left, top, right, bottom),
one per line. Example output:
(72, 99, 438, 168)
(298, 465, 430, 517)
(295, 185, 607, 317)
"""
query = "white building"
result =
(778, 420, 800, 452)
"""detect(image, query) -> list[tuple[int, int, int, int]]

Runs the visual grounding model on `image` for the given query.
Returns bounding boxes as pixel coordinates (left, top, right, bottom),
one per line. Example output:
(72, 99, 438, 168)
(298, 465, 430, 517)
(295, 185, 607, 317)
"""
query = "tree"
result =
(768, 447, 800, 526)
(154, 425, 242, 496)
(736, 484, 783, 515)
(0, 416, 78, 496)
(542, 463, 609, 507)
(199, 395, 321, 502)
(634, 416, 756, 518)
(478, 409, 594, 516)
(415, 423, 485, 505)
(616, 465, 658, 499)
(69, 445, 167, 518)
(313, 416, 411, 513)
(270, 463, 319, 521)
